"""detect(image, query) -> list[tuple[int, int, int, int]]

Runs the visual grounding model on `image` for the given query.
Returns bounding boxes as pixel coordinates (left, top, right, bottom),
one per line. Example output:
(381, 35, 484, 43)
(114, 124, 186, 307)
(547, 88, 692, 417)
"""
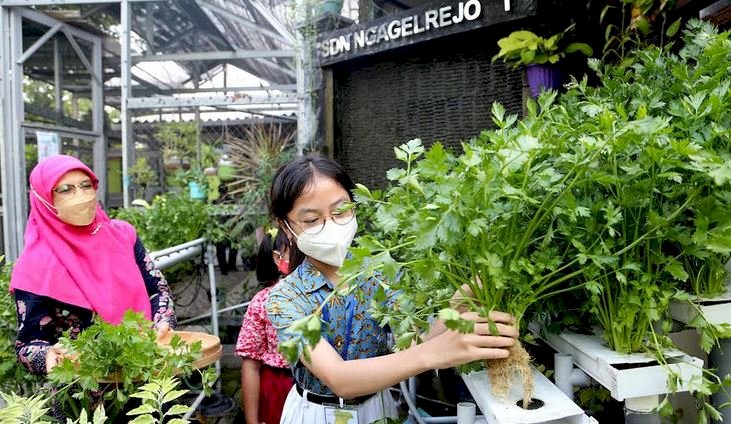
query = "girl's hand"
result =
(450, 278, 483, 313)
(422, 311, 518, 369)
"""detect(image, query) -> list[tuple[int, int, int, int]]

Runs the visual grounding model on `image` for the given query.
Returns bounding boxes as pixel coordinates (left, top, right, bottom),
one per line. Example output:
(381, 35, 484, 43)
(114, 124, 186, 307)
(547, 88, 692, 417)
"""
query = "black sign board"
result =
(317, 0, 537, 66)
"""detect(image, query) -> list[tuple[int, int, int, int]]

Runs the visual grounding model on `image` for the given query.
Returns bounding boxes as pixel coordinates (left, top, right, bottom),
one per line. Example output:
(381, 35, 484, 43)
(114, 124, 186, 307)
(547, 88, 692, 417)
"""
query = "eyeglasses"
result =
(53, 179, 97, 196)
(287, 204, 356, 235)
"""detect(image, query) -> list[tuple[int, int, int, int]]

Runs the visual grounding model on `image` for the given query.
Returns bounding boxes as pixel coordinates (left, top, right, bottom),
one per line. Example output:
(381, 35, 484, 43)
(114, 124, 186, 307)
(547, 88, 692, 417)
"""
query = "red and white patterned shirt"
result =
(235, 286, 289, 369)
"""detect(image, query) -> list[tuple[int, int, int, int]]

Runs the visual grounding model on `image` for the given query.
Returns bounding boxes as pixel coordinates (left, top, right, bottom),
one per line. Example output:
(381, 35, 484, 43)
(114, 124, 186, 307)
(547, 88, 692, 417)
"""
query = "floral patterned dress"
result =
(14, 237, 177, 375)
(235, 286, 289, 368)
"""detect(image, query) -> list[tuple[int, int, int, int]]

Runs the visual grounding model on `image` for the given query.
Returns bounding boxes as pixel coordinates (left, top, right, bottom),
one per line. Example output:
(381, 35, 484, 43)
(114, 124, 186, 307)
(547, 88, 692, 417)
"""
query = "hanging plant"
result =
(492, 25, 593, 97)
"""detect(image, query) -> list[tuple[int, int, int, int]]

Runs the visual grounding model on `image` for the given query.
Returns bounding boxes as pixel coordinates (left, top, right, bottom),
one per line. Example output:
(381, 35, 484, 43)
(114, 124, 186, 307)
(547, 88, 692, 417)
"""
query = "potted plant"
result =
(171, 169, 208, 201)
(315, 0, 344, 16)
(45, 312, 215, 421)
(492, 25, 593, 97)
(157, 123, 197, 172)
(217, 155, 235, 182)
(128, 157, 158, 201)
(222, 124, 294, 251)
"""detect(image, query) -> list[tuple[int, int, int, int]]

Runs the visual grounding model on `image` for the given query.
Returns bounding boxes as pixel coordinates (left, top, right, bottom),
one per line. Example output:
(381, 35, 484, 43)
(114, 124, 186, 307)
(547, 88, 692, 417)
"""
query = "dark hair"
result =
(255, 230, 290, 286)
(269, 155, 355, 270)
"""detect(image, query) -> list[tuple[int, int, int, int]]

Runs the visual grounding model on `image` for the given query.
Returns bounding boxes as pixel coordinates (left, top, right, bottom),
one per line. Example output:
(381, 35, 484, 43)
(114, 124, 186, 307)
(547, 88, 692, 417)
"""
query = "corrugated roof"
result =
(30, 1, 295, 93)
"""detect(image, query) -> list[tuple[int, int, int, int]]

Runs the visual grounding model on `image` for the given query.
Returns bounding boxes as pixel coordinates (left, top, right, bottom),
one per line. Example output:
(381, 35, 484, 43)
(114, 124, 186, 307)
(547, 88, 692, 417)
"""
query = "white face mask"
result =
(291, 217, 358, 267)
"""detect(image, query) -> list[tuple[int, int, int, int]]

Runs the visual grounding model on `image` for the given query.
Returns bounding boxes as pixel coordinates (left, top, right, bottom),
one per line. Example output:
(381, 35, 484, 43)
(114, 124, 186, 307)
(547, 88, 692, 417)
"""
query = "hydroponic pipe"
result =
(710, 338, 731, 423)
(400, 380, 428, 424)
(554, 353, 591, 401)
(624, 395, 661, 424)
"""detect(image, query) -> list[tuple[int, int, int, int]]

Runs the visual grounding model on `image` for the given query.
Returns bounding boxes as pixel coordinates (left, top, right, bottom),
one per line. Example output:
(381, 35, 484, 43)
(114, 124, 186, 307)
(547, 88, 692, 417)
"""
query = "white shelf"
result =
(461, 366, 596, 424)
(670, 282, 731, 326)
(529, 324, 703, 401)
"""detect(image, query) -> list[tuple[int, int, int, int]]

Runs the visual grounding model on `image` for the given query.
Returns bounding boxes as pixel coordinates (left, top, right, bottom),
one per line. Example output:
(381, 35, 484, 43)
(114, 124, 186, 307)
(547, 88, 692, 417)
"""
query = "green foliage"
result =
(222, 124, 295, 254)
(126, 377, 191, 424)
(128, 157, 158, 197)
(0, 377, 194, 424)
(156, 123, 198, 167)
(48, 312, 202, 421)
(277, 23, 731, 388)
(600, 0, 683, 67)
(23, 77, 93, 124)
(0, 392, 52, 424)
(0, 258, 42, 395)
(0, 392, 54, 424)
(575, 386, 613, 417)
(112, 193, 230, 251)
(112, 193, 231, 283)
(66, 405, 107, 424)
(493, 25, 593, 68)
(352, 125, 606, 359)
(156, 122, 221, 171)
(558, 21, 731, 354)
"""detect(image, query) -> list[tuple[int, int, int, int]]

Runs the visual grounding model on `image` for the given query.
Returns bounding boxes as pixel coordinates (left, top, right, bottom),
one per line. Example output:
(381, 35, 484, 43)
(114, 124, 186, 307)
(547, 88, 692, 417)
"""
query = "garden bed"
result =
(670, 279, 731, 327)
(529, 323, 703, 401)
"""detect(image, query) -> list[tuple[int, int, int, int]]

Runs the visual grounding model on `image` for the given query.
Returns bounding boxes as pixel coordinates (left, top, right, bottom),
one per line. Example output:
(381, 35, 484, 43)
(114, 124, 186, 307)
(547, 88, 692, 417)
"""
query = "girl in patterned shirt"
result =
(236, 229, 293, 424)
(266, 155, 520, 423)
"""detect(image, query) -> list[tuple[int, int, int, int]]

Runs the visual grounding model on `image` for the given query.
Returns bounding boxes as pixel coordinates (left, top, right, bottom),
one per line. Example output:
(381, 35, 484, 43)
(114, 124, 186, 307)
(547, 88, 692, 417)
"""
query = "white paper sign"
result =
(36, 131, 60, 161)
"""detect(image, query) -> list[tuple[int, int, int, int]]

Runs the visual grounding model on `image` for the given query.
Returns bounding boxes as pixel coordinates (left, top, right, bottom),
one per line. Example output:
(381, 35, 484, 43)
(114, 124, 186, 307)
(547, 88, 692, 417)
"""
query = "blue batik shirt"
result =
(266, 258, 399, 396)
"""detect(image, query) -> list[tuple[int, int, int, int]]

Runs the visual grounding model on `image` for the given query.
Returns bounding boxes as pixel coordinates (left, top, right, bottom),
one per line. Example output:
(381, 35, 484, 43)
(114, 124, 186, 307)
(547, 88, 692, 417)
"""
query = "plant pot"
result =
(316, 0, 344, 16)
(218, 164, 235, 181)
(188, 181, 206, 200)
(525, 64, 564, 98)
(164, 156, 191, 171)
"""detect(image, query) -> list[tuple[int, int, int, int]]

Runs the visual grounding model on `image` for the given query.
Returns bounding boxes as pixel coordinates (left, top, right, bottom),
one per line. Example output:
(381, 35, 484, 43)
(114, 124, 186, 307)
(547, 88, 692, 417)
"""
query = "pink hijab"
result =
(10, 155, 152, 324)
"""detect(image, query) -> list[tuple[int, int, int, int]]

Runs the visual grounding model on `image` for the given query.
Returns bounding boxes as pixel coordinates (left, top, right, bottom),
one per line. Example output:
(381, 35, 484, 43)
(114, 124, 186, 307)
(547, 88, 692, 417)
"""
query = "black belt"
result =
(295, 384, 373, 406)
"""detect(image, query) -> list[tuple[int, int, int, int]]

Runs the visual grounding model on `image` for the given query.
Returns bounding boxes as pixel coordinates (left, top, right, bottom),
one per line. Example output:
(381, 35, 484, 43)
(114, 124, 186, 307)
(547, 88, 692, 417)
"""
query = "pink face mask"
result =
(277, 259, 290, 276)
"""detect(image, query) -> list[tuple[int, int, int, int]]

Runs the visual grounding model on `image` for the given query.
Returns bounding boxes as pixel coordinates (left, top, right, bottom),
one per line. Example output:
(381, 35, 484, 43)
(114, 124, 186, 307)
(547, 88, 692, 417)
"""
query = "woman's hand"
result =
(45, 343, 68, 373)
(155, 322, 171, 341)
(422, 311, 518, 370)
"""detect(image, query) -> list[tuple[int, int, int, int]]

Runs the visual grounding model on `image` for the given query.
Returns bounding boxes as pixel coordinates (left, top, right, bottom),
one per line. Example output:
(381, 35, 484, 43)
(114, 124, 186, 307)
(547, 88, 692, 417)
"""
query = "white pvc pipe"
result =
(625, 395, 661, 424)
(554, 353, 591, 401)
(625, 395, 660, 413)
(182, 391, 206, 420)
(206, 244, 221, 391)
(178, 301, 251, 325)
(149, 237, 207, 259)
(152, 245, 203, 270)
(457, 402, 476, 424)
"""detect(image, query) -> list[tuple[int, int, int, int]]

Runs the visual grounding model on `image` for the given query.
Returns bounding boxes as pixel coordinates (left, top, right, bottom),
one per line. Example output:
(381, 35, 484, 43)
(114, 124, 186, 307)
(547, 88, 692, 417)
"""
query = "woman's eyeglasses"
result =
(53, 179, 97, 196)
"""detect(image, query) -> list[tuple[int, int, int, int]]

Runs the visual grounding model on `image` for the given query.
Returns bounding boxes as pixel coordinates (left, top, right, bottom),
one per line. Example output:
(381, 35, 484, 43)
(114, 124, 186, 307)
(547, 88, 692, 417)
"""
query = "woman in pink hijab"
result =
(10, 155, 176, 375)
